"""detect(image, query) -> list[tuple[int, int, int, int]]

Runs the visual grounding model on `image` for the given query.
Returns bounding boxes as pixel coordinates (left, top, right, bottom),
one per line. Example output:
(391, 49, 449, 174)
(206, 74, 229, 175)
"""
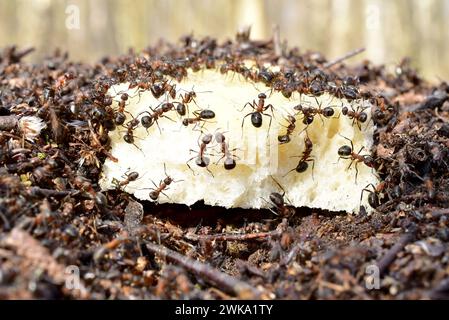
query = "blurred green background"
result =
(1, 0, 448, 81)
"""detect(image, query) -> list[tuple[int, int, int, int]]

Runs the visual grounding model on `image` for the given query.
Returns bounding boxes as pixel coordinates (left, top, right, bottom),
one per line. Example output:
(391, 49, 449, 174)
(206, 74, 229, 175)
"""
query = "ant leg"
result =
(185, 157, 197, 175)
(241, 112, 253, 137)
(259, 197, 279, 216)
(309, 158, 315, 180)
(264, 113, 273, 136)
(238, 101, 256, 112)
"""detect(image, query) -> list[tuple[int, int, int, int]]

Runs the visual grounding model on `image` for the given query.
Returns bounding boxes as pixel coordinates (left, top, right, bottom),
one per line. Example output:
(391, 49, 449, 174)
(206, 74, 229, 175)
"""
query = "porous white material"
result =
(100, 70, 378, 213)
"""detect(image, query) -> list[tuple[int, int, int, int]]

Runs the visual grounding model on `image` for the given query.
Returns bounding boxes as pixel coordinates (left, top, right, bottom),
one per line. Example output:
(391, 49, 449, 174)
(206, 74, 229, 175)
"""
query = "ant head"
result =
(338, 145, 352, 156)
(163, 176, 173, 185)
(295, 161, 308, 173)
(287, 115, 296, 123)
(182, 118, 189, 126)
(323, 107, 334, 117)
(224, 158, 236, 170)
(342, 106, 349, 115)
(258, 93, 267, 99)
(121, 93, 129, 101)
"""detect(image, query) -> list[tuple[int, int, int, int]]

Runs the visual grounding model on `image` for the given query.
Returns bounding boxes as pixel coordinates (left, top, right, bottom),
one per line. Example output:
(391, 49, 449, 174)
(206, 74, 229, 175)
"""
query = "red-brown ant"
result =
(278, 115, 296, 144)
(241, 93, 274, 132)
(341, 105, 368, 130)
(186, 133, 214, 175)
(139, 102, 176, 133)
(121, 116, 143, 152)
(360, 181, 385, 208)
(112, 170, 139, 190)
(261, 177, 295, 217)
(337, 134, 375, 183)
(293, 98, 335, 125)
(182, 109, 215, 129)
(285, 134, 315, 177)
(215, 131, 238, 170)
(144, 164, 182, 201)
(114, 93, 129, 125)
(54, 72, 75, 92)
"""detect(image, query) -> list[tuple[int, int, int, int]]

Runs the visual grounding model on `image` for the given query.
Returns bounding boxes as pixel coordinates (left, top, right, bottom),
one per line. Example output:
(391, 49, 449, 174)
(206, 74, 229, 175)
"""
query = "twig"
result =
(27, 187, 79, 198)
(0, 115, 19, 131)
(185, 229, 280, 242)
(272, 24, 282, 57)
(145, 241, 265, 299)
(376, 232, 415, 275)
(324, 47, 365, 69)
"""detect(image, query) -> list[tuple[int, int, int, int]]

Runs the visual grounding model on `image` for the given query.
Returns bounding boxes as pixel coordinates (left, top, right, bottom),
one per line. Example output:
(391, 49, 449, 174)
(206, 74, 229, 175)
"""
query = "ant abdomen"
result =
(141, 115, 154, 128)
(196, 157, 210, 167)
(338, 145, 352, 157)
(224, 158, 236, 170)
(278, 135, 290, 143)
(251, 112, 262, 127)
(296, 161, 308, 173)
(199, 110, 215, 119)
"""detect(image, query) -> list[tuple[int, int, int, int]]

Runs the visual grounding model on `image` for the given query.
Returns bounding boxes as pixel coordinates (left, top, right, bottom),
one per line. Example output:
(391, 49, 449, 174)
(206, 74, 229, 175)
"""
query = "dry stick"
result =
(145, 241, 264, 299)
(185, 229, 280, 242)
(376, 232, 415, 275)
(0, 115, 19, 131)
(323, 47, 366, 69)
(272, 24, 282, 57)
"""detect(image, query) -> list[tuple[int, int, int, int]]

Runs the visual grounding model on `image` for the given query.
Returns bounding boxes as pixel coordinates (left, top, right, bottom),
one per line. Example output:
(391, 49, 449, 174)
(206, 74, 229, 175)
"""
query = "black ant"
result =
(144, 164, 182, 201)
(241, 93, 274, 133)
(360, 182, 385, 209)
(337, 135, 375, 183)
(186, 133, 214, 176)
(215, 131, 238, 170)
(285, 134, 315, 177)
(112, 170, 139, 190)
(261, 177, 295, 217)
(341, 105, 368, 130)
(182, 109, 215, 129)
(139, 102, 176, 133)
(278, 115, 296, 144)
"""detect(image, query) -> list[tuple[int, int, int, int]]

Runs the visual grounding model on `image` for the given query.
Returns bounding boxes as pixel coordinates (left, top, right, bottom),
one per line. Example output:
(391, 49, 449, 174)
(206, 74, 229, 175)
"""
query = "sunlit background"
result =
(1, 0, 448, 81)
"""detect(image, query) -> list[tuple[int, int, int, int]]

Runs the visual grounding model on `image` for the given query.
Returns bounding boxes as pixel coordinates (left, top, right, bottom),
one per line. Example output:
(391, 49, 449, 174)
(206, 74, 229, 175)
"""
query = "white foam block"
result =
(100, 70, 379, 213)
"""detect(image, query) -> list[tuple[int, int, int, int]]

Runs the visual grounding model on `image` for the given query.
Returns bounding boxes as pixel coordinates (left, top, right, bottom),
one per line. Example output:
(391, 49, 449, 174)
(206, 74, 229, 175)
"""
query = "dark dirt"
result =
(0, 32, 448, 300)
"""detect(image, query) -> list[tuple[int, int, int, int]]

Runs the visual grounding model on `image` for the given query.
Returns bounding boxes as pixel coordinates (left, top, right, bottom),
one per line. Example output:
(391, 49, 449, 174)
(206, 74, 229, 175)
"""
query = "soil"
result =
(0, 34, 448, 300)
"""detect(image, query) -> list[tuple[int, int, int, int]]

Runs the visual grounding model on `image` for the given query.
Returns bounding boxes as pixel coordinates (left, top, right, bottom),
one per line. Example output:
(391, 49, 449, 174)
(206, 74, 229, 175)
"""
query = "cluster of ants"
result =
(108, 74, 379, 213)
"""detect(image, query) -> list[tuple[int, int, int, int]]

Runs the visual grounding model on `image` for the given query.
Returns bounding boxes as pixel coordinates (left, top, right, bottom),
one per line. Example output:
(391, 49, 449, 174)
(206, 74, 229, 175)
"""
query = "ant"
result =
(182, 109, 215, 129)
(114, 93, 129, 125)
(121, 116, 143, 152)
(360, 182, 385, 209)
(278, 115, 296, 144)
(215, 131, 238, 170)
(285, 134, 315, 178)
(241, 93, 274, 133)
(112, 170, 139, 190)
(179, 88, 197, 106)
(186, 133, 214, 176)
(341, 105, 368, 130)
(337, 134, 375, 183)
(261, 177, 295, 217)
(54, 72, 75, 92)
(294, 98, 335, 125)
(144, 164, 182, 201)
(139, 102, 176, 133)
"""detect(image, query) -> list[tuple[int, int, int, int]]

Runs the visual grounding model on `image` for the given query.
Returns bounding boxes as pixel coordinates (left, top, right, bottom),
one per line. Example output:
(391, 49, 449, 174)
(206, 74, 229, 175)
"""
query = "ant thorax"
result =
(100, 67, 379, 214)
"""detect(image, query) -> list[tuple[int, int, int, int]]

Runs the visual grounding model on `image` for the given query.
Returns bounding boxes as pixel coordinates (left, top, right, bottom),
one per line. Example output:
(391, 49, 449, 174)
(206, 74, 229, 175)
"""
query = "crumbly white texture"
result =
(100, 70, 378, 213)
